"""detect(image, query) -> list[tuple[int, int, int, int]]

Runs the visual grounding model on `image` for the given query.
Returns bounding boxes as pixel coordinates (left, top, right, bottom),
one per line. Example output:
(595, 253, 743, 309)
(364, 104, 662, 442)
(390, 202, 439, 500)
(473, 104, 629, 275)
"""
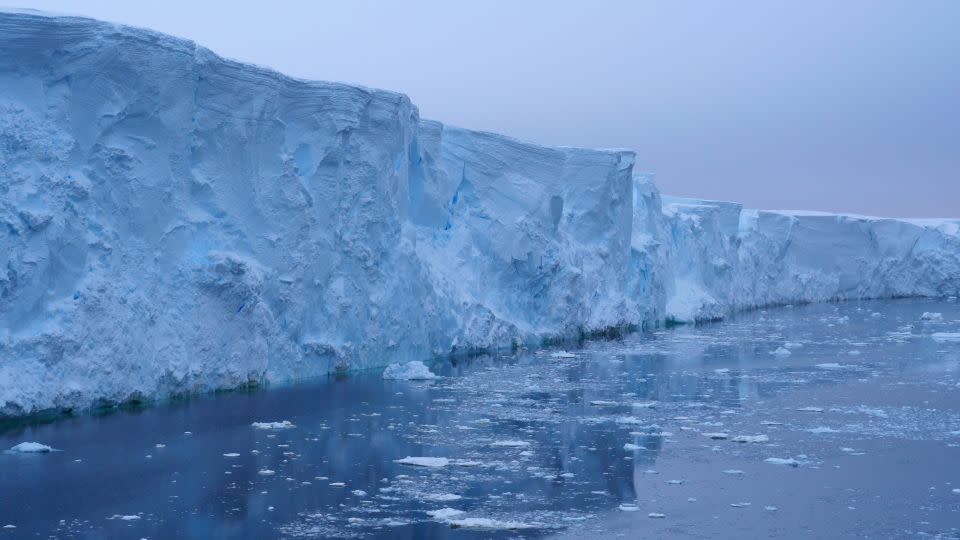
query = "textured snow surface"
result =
(1, 10, 958, 417)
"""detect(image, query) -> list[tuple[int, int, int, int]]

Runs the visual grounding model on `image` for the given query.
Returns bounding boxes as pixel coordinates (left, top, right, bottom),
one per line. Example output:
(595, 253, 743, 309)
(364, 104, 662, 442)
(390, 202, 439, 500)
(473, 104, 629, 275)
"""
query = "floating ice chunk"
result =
(920, 312, 943, 321)
(427, 508, 465, 520)
(490, 440, 530, 448)
(252, 420, 295, 430)
(447, 517, 535, 530)
(108, 515, 141, 521)
(764, 506, 778, 511)
(702, 432, 729, 440)
(8, 442, 54, 453)
(648, 512, 666, 518)
(714, 368, 730, 374)
(731, 435, 769, 443)
(423, 493, 462, 502)
(2, 524, 14, 529)
(932, 333, 960, 343)
(624, 443, 642, 451)
(760, 421, 783, 426)
(258, 469, 276, 475)
(329, 482, 346, 487)
(816, 363, 844, 370)
(784, 342, 803, 349)
(590, 400, 619, 406)
(382, 361, 438, 380)
(551, 351, 577, 359)
(723, 469, 745, 475)
(223, 453, 240, 458)
(730, 502, 751, 508)
(807, 426, 840, 434)
(666, 479, 685, 485)
(395, 456, 450, 467)
(953, 488, 960, 494)
(795, 406, 824, 413)
(771, 347, 792, 356)
(351, 490, 367, 496)
(765, 457, 800, 467)
(618, 503, 640, 511)
(632, 401, 658, 408)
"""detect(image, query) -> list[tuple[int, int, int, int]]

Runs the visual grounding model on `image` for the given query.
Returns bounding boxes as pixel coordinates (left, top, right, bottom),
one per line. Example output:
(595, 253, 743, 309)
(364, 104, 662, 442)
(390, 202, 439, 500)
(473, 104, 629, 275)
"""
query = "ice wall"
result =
(0, 10, 957, 417)
(660, 196, 960, 322)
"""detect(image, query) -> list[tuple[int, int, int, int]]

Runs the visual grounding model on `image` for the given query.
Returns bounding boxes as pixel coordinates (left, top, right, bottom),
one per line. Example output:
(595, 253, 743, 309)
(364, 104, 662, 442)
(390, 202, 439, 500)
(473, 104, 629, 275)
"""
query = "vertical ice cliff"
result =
(1, 10, 957, 417)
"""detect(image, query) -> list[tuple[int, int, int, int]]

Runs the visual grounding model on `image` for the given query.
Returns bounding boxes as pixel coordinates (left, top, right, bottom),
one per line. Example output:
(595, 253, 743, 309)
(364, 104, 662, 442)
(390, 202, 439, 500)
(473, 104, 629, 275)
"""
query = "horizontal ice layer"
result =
(0, 10, 957, 417)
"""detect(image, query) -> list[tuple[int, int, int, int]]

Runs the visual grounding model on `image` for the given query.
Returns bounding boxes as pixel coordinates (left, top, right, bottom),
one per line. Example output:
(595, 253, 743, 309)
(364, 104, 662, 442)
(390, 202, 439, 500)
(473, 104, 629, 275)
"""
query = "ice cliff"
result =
(1, 10, 958, 417)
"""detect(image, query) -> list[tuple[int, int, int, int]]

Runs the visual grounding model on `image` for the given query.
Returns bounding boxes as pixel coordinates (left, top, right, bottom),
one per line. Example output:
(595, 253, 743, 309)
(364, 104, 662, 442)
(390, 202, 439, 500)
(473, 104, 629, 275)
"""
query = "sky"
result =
(17, 0, 960, 217)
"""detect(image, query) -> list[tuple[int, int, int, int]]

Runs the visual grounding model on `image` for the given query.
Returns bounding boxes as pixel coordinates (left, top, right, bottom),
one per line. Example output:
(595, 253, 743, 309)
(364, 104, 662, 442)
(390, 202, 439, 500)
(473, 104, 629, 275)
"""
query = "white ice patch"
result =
(931, 332, 960, 343)
(490, 440, 530, 448)
(446, 517, 536, 530)
(731, 435, 769, 443)
(765, 457, 800, 467)
(382, 361, 438, 380)
(252, 420, 295, 430)
(422, 493, 462, 502)
(551, 351, 577, 359)
(427, 508, 465, 520)
(395, 456, 450, 468)
(920, 312, 943, 321)
(8, 442, 54, 453)
(771, 347, 792, 357)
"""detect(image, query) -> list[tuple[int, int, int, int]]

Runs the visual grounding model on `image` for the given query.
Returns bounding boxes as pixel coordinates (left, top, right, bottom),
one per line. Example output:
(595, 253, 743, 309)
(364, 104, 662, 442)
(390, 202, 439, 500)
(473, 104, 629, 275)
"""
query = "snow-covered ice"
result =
(394, 456, 450, 468)
(0, 9, 958, 422)
(7, 442, 54, 453)
(381, 361, 438, 381)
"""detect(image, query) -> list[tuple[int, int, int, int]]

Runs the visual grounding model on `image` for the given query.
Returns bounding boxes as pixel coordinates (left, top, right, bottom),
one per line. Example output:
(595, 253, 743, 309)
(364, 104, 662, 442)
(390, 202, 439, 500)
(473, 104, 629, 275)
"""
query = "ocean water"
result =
(1, 298, 958, 539)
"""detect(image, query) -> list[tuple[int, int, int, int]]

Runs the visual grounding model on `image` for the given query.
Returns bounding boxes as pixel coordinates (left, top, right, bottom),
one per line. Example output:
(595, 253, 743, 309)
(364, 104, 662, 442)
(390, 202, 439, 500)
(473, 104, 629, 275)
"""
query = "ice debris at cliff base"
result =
(0, 9, 958, 418)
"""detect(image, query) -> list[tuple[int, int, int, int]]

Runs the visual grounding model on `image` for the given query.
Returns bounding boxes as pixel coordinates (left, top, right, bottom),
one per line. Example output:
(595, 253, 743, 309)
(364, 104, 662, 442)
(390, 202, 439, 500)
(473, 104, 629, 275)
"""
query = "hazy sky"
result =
(18, 1, 960, 217)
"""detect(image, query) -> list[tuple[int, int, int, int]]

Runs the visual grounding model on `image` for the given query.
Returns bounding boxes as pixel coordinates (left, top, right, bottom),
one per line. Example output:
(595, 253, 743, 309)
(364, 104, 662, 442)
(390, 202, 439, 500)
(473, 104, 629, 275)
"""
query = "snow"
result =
(382, 361, 438, 380)
(394, 456, 450, 468)
(0, 9, 958, 418)
(8, 442, 54, 453)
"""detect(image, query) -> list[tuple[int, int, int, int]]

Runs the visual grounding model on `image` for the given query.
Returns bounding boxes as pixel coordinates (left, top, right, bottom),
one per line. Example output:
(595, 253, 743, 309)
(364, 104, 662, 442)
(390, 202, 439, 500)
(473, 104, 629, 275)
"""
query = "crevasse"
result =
(1, 10, 958, 417)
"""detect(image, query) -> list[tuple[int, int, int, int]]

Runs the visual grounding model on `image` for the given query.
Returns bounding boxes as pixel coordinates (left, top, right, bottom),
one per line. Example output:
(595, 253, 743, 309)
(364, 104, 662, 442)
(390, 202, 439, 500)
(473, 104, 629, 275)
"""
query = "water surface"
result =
(2, 298, 959, 538)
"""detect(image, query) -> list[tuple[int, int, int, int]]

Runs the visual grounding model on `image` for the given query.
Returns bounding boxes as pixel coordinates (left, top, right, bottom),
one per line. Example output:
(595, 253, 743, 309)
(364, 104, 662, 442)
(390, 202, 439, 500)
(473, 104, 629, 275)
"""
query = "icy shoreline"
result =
(1, 10, 958, 418)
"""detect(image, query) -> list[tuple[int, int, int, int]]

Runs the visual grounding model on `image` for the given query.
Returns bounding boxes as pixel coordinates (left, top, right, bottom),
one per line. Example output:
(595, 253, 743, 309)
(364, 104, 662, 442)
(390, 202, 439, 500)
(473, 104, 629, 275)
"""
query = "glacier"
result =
(0, 10, 958, 418)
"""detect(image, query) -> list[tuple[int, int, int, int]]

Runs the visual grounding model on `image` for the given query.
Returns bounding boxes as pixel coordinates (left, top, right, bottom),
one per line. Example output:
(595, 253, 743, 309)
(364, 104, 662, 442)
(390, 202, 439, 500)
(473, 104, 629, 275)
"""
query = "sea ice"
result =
(8, 442, 54, 453)
(382, 361, 438, 380)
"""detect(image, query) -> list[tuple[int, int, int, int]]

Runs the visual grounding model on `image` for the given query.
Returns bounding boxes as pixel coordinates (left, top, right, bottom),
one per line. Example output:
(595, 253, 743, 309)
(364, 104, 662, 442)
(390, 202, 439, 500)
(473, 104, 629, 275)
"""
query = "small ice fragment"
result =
(764, 506, 778, 511)
(765, 457, 800, 467)
(687, 497, 697, 502)
(723, 469, 745, 475)
(108, 515, 141, 521)
(795, 407, 824, 413)
(257, 469, 275, 475)
(446, 517, 535, 530)
(648, 512, 666, 518)
(771, 347, 792, 356)
(920, 312, 943, 321)
(590, 400, 618, 406)
(423, 493, 462, 502)
(702, 432, 729, 440)
(784, 342, 803, 349)
(223, 453, 240, 458)
(624, 443, 642, 451)
(730, 502, 751, 508)
(714, 368, 730, 374)
(760, 421, 783, 426)
(427, 508, 465, 520)
(329, 482, 346, 487)
(2, 524, 15, 529)
(816, 363, 843, 370)
(666, 479, 684, 485)
(251, 420, 295, 430)
(632, 401, 658, 408)
(395, 456, 450, 467)
(931, 332, 960, 343)
(952, 488, 960, 494)
(731, 435, 769, 443)
(382, 361, 438, 380)
(618, 503, 639, 511)
(490, 440, 530, 448)
(807, 426, 840, 434)
(154, 444, 165, 448)
(551, 351, 577, 359)
(351, 490, 367, 496)
(8, 442, 54, 453)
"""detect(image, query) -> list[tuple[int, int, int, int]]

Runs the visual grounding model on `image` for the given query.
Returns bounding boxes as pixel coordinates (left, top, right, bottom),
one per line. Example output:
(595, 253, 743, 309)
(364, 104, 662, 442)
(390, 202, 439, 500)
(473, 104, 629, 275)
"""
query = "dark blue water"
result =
(2, 298, 959, 539)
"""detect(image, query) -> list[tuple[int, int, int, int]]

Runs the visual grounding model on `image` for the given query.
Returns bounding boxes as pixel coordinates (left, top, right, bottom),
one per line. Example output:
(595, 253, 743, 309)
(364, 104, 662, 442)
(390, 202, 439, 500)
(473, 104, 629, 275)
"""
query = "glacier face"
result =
(0, 10, 957, 417)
